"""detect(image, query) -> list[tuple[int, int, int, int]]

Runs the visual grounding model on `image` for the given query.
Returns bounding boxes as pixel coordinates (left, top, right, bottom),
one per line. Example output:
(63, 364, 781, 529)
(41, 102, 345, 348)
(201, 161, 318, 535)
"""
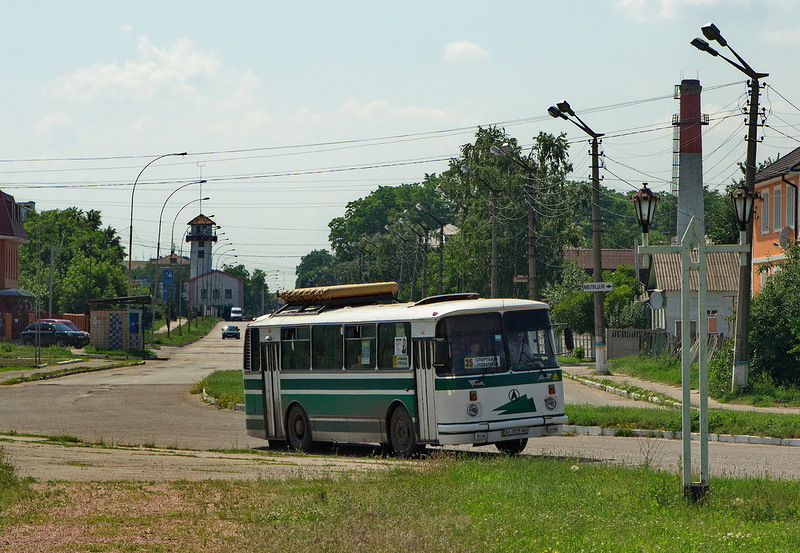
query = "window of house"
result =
(788, 185, 796, 228)
(212, 288, 220, 299)
(773, 185, 782, 231)
(200, 289, 208, 299)
(198, 250, 204, 258)
(761, 190, 770, 233)
(224, 288, 232, 299)
(707, 310, 718, 334)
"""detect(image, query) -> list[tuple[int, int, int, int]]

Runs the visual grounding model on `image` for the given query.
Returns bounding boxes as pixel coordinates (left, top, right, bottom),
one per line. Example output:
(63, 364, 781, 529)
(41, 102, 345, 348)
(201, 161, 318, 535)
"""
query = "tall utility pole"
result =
(692, 23, 768, 389)
(491, 143, 537, 300)
(549, 101, 608, 373)
(459, 166, 499, 298)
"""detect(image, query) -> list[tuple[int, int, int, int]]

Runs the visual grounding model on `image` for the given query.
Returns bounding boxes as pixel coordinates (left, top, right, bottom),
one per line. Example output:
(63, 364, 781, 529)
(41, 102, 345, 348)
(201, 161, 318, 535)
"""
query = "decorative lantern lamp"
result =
(631, 183, 660, 234)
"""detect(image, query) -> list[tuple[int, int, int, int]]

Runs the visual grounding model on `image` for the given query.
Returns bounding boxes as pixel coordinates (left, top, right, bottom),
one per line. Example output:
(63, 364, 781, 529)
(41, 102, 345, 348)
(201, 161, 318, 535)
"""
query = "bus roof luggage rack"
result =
(414, 293, 479, 306)
(276, 282, 400, 312)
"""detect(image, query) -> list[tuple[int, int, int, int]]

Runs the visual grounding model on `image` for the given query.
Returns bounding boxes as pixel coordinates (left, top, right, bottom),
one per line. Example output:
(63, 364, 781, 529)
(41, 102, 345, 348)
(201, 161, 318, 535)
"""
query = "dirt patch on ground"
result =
(1, 436, 403, 482)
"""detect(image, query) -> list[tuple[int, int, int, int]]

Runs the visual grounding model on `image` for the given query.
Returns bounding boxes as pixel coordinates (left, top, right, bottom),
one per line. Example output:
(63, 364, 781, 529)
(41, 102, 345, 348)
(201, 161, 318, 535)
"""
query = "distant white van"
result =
(229, 306, 243, 321)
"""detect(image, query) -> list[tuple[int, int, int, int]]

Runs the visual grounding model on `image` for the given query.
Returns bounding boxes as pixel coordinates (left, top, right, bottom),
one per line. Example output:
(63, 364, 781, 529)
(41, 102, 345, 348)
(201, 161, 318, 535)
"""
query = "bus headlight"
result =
(544, 397, 558, 411)
(466, 403, 480, 418)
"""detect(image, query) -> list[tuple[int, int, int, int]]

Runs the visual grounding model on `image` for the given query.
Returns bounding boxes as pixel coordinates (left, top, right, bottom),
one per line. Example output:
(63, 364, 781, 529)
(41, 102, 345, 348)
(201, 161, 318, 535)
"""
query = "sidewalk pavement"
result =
(0, 356, 142, 385)
(562, 363, 800, 415)
(154, 318, 187, 334)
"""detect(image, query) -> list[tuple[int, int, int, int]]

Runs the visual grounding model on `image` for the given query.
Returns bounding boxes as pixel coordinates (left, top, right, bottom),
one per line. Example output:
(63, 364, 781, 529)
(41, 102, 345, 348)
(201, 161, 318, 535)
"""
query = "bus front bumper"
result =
(436, 415, 568, 445)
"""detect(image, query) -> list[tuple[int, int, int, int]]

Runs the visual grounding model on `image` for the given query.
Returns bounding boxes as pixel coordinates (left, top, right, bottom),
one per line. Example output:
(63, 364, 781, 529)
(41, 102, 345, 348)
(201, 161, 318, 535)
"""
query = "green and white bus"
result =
(243, 282, 570, 456)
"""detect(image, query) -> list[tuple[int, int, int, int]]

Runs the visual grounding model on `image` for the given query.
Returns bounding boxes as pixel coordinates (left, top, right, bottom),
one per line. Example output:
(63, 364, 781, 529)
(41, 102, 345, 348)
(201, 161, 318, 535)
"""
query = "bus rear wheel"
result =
(496, 438, 528, 455)
(388, 406, 418, 458)
(286, 405, 313, 452)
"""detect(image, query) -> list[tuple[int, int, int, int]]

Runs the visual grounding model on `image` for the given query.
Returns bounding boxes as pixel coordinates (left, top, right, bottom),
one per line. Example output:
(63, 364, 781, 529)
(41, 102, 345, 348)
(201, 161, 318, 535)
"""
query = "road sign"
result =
(513, 274, 529, 283)
(582, 281, 613, 293)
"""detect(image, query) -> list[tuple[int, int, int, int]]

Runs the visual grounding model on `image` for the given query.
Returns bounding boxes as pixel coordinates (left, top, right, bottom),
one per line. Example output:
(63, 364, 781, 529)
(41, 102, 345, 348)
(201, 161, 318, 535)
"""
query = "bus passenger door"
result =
(261, 342, 284, 440)
(413, 338, 437, 442)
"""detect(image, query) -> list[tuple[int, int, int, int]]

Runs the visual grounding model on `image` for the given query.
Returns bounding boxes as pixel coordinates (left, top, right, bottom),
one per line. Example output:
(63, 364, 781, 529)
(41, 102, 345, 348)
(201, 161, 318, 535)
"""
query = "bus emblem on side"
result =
(509, 389, 520, 401)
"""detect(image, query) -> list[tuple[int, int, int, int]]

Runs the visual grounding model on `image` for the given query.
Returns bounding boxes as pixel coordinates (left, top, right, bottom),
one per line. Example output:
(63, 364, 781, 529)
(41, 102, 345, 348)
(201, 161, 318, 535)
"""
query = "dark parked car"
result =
(221, 325, 240, 339)
(38, 318, 90, 343)
(20, 321, 89, 348)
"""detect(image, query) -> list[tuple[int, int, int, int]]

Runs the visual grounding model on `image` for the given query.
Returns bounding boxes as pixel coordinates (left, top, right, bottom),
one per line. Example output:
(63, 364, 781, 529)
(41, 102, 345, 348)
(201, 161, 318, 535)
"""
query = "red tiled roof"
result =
(187, 214, 215, 225)
(0, 191, 28, 242)
(756, 146, 800, 183)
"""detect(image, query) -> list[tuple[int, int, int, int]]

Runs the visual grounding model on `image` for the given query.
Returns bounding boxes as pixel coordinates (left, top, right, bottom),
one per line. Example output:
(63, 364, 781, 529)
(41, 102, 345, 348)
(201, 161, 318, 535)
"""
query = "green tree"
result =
(439, 127, 579, 298)
(59, 255, 126, 312)
(750, 241, 800, 385)
(295, 249, 338, 288)
(20, 208, 126, 313)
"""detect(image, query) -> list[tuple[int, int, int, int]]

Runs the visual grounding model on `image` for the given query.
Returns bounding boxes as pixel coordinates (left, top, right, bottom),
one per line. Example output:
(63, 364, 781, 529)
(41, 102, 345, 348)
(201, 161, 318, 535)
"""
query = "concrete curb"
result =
(561, 424, 800, 446)
(564, 372, 682, 409)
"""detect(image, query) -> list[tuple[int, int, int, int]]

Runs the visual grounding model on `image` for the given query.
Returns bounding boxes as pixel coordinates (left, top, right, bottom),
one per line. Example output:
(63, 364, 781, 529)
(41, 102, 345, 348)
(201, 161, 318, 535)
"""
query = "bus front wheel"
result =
(496, 438, 528, 455)
(286, 405, 313, 452)
(388, 406, 418, 458)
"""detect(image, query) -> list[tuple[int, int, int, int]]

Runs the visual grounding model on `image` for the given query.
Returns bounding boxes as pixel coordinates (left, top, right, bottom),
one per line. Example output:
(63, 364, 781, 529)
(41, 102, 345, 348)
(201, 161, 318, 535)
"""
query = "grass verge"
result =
(191, 369, 244, 409)
(153, 316, 221, 347)
(565, 404, 800, 439)
(1, 455, 800, 551)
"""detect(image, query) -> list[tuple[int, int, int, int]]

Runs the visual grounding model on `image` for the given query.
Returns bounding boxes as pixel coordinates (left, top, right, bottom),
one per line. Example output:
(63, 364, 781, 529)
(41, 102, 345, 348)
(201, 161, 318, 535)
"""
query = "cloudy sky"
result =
(2, 1, 799, 289)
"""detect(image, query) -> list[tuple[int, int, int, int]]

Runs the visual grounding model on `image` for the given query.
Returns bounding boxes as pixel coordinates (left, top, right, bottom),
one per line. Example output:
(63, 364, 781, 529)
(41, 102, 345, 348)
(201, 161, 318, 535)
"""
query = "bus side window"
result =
(345, 324, 376, 369)
(281, 326, 310, 371)
(378, 322, 411, 369)
(312, 325, 343, 370)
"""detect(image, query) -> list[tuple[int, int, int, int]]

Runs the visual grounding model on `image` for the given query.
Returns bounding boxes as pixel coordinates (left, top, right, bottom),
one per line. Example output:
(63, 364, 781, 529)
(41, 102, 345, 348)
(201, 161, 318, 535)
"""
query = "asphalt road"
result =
(1, 321, 798, 480)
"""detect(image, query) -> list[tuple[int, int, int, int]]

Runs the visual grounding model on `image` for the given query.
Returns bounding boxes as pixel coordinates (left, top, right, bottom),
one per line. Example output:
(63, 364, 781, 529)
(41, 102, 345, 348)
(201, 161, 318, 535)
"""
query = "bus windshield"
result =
(437, 309, 557, 376)
(503, 309, 558, 371)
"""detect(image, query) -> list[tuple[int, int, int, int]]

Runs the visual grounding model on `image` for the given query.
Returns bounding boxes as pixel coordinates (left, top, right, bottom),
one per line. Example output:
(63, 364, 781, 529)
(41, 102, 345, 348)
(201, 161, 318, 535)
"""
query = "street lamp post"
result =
(127, 152, 187, 288)
(415, 203, 445, 295)
(692, 23, 768, 390)
(491, 143, 537, 300)
(549, 101, 608, 373)
(152, 182, 206, 344)
(634, 183, 750, 501)
(461, 165, 499, 298)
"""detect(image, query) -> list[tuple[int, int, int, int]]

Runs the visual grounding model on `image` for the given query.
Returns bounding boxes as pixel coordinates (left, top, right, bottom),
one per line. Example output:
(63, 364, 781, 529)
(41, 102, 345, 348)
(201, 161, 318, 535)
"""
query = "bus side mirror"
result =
(433, 340, 449, 368)
(563, 327, 574, 352)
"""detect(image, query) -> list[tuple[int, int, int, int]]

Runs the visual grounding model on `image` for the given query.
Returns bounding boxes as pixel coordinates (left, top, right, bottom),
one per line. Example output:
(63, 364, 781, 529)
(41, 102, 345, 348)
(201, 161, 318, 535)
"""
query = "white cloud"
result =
(763, 27, 800, 46)
(47, 36, 222, 101)
(443, 40, 489, 62)
(34, 111, 73, 142)
(613, 0, 740, 21)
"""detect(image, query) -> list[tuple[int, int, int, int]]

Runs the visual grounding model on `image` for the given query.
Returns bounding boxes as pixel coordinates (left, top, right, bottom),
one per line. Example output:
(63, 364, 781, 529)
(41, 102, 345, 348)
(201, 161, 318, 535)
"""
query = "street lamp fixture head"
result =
(201, 196, 210, 201)
(489, 145, 505, 157)
(403, 209, 412, 218)
(384, 224, 391, 231)
(548, 106, 568, 120)
(460, 164, 474, 175)
(500, 142, 514, 155)
(631, 183, 660, 234)
(415, 203, 425, 212)
(398, 217, 406, 225)
(701, 22, 727, 47)
(555, 101, 575, 116)
(691, 37, 719, 56)
(731, 183, 756, 230)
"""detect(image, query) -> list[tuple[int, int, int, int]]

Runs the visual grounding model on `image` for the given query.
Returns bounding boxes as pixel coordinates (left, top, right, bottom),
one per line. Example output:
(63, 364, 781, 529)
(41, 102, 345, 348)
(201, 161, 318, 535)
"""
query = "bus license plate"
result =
(502, 427, 528, 437)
